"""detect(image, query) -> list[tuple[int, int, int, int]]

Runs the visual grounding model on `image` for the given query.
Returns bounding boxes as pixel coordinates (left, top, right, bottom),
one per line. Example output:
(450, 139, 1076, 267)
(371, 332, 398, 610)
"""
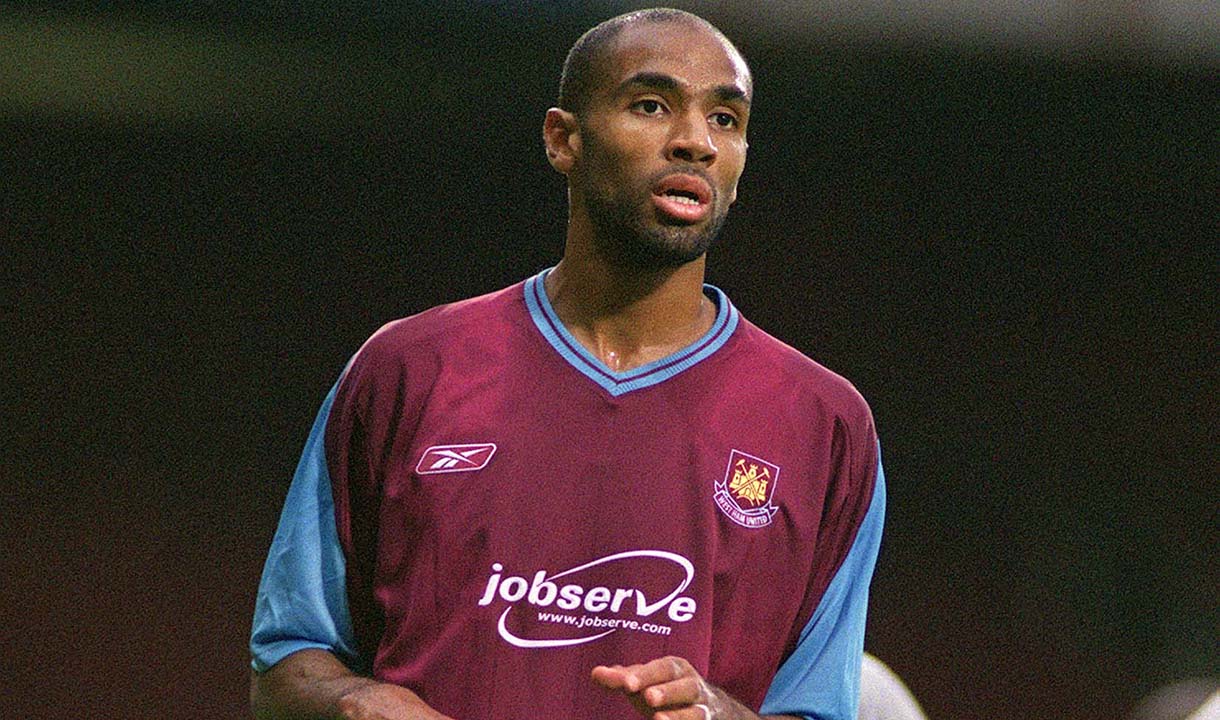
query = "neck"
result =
(545, 241, 714, 372)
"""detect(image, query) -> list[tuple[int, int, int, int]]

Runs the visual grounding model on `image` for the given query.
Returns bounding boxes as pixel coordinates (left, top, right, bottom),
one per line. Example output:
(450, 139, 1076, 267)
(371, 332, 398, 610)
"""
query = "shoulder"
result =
(729, 316, 874, 429)
(333, 281, 526, 410)
(349, 281, 525, 371)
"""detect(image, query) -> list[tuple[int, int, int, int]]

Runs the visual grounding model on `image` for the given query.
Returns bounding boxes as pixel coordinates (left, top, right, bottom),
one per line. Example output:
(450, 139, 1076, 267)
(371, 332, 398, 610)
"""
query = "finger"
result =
(655, 704, 712, 720)
(640, 675, 703, 708)
(591, 664, 632, 690)
(593, 659, 669, 693)
(628, 656, 696, 691)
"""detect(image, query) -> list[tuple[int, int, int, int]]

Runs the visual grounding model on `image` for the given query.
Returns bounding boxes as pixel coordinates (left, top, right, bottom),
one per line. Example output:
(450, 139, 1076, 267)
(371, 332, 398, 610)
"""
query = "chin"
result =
(587, 196, 726, 270)
(596, 222, 715, 270)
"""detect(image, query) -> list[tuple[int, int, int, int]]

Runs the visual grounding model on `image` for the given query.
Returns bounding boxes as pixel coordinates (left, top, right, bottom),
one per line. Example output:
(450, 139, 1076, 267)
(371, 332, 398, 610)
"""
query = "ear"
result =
(543, 108, 581, 174)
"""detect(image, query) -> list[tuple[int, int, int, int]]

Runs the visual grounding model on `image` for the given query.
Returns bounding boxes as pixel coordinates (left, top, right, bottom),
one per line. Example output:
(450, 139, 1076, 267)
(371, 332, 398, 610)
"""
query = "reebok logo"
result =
(416, 443, 497, 474)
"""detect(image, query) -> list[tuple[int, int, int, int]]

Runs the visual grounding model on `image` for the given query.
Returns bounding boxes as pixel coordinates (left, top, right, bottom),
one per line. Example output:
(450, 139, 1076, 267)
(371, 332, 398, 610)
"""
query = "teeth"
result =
(669, 195, 699, 205)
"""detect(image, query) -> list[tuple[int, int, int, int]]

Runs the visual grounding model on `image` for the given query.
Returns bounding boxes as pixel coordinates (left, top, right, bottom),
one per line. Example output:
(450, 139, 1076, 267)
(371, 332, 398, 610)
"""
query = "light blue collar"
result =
(523, 268, 740, 396)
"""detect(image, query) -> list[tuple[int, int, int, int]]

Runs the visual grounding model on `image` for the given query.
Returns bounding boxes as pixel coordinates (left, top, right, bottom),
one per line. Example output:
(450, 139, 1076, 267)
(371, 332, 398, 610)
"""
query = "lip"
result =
(651, 173, 713, 224)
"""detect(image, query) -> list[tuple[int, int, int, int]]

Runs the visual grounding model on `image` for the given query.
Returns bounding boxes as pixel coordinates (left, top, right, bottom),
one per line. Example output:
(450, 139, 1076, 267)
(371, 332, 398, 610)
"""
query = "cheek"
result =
(580, 138, 621, 176)
(721, 152, 747, 203)
(593, 153, 647, 197)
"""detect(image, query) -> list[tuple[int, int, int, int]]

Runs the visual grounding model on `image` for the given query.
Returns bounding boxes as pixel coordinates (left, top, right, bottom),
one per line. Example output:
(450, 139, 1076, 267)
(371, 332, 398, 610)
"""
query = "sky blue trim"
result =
(759, 449, 887, 720)
(523, 269, 740, 397)
(250, 381, 361, 672)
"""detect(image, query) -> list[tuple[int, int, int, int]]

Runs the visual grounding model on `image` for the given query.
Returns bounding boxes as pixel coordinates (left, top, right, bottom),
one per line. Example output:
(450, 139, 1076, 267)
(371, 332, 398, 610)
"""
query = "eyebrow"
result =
(617, 71, 751, 106)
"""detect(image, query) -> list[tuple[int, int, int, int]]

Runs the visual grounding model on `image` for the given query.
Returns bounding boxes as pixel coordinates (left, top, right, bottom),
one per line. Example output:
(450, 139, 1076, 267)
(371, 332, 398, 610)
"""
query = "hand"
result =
(591, 656, 738, 720)
(335, 682, 457, 720)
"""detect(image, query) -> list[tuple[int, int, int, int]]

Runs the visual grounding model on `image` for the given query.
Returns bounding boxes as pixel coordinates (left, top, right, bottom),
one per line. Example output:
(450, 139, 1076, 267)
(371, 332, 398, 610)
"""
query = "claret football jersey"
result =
(252, 270, 885, 720)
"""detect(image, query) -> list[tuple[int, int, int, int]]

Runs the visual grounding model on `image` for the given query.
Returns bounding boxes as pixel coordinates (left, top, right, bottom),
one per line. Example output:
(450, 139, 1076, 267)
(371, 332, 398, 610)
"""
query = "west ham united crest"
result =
(715, 450, 780, 528)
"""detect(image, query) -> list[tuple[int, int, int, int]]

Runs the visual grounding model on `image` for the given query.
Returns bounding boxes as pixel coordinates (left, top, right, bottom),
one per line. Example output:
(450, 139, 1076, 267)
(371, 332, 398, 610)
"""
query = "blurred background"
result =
(3, 1, 1216, 718)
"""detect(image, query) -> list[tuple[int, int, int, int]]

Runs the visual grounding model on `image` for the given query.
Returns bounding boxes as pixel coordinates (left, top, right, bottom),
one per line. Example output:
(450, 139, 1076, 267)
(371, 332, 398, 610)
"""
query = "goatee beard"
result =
(585, 193, 726, 271)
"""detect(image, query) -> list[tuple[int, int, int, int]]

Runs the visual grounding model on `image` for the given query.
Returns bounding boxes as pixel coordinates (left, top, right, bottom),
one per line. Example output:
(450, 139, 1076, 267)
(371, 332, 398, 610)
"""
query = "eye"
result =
(710, 112, 738, 129)
(633, 99, 666, 116)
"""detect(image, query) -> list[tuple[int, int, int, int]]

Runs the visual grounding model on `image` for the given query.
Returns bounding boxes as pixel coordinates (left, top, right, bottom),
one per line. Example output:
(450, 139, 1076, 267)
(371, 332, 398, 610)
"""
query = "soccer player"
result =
(250, 9, 885, 720)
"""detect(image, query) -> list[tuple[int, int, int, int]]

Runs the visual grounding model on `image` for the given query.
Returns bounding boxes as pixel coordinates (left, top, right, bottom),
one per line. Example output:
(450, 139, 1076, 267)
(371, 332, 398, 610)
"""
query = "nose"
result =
(665, 109, 717, 165)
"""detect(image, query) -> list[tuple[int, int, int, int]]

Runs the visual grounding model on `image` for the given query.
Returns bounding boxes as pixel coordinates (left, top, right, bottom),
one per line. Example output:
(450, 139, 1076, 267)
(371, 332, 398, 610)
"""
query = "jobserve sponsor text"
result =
(477, 549, 697, 648)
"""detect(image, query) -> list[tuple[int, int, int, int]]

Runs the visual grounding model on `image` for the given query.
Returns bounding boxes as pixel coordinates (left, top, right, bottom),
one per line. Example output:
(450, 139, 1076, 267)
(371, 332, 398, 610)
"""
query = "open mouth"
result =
(662, 189, 702, 206)
(651, 175, 713, 223)
(653, 174, 712, 206)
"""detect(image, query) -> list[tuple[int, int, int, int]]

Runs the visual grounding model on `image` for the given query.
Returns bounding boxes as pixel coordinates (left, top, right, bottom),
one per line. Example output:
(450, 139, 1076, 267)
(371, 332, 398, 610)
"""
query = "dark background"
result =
(3, 2, 1216, 718)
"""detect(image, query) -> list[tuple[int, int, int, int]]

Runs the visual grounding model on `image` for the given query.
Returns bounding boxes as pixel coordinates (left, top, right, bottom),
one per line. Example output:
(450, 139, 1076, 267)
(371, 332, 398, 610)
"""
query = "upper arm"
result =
(249, 381, 362, 673)
(758, 443, 886, 720)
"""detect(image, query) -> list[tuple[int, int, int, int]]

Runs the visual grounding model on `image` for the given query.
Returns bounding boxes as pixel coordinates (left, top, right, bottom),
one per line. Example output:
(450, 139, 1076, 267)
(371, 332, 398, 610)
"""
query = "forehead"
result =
(596, 21, 752, 101)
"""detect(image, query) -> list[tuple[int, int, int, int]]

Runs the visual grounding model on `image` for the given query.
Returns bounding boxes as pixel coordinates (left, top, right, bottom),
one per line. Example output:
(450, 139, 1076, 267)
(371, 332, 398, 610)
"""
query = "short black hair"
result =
(557, 8, 740, 115)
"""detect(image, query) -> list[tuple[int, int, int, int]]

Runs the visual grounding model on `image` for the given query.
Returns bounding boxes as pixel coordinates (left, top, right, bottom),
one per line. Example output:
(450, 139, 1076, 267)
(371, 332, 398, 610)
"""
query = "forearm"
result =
(251, 649, 376, 719)
(250, 648, 446, 720)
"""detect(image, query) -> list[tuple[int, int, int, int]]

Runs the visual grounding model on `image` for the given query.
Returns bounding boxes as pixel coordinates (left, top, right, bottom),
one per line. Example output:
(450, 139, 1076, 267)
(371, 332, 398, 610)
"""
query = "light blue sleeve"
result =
(249, 382, 362, 672)
(758, 454, 886, 720)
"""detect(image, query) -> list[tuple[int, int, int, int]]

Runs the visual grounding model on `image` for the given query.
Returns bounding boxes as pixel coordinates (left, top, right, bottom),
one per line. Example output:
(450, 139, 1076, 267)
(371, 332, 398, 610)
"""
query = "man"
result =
(250, 9, 885, 720)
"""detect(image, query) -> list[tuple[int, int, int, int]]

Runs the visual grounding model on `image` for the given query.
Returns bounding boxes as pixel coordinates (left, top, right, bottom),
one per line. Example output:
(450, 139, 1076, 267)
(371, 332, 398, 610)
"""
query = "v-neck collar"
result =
(523, 268, 740, 397)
